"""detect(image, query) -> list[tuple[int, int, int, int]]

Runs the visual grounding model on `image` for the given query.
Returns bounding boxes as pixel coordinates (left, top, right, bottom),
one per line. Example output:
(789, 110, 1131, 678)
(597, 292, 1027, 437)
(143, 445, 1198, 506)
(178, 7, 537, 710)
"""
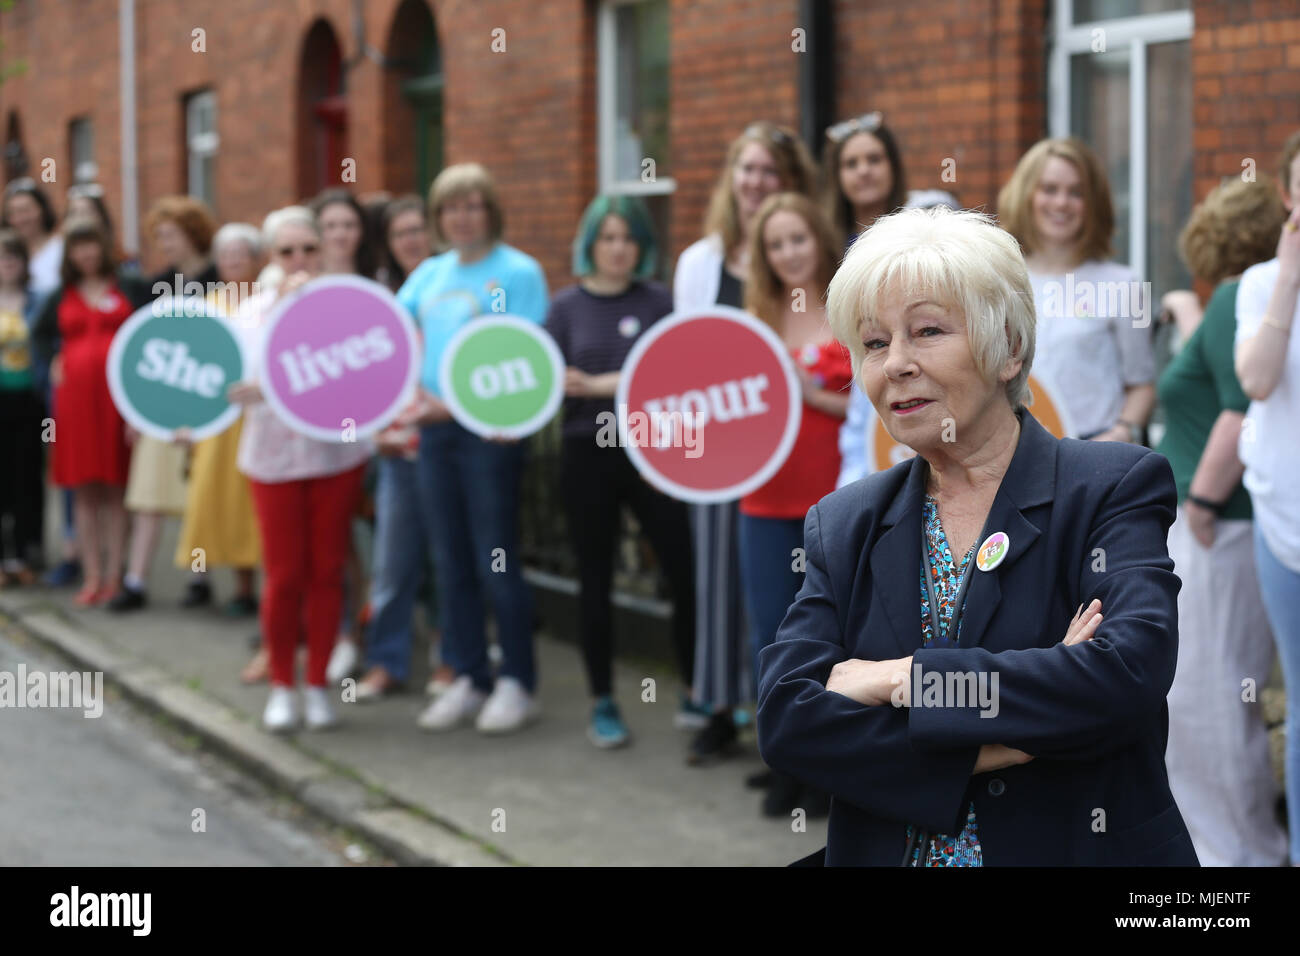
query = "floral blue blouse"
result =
(904, 495, 983, 866)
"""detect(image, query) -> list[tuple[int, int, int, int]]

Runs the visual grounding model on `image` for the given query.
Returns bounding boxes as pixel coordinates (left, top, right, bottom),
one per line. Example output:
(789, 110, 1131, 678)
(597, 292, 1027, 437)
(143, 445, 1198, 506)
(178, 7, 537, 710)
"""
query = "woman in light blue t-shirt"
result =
(395, 163, 549, 736)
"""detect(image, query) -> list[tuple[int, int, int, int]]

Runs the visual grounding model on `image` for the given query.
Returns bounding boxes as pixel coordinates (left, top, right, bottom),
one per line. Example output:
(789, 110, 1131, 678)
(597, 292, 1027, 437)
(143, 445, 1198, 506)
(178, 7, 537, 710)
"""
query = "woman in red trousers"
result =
(227, 205, 370, 733)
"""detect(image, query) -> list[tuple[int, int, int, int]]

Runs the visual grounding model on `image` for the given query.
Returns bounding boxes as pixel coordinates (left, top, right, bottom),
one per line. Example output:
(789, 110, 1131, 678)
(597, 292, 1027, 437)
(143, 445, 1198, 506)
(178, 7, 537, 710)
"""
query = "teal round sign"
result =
(107, 296, 245, 441)
(439, 316, 563, 438)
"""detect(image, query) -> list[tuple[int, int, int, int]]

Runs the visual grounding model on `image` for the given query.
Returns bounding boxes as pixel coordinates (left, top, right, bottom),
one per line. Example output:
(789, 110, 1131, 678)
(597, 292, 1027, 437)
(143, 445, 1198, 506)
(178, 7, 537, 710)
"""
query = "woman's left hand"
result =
(827, 656, 912, 707)
(564, 367, 592, 397)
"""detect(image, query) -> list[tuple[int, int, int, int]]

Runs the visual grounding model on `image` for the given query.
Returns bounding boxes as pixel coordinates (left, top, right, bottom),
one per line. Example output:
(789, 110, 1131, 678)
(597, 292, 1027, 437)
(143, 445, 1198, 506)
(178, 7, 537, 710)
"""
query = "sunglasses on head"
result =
(826, 111, 884, 144)
(4, 176, 38, 197)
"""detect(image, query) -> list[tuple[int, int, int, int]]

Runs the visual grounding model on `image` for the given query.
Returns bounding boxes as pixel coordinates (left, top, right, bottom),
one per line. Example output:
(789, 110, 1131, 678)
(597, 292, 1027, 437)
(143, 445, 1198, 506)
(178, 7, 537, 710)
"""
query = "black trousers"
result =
(560, 434, 695, 698)
(0, 388, 46, 567)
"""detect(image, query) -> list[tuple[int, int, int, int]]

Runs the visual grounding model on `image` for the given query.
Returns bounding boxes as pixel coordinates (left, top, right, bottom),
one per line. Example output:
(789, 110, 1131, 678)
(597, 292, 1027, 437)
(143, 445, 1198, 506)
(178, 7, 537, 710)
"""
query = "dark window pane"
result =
(1074, 0, 1188, 23)
(1146, 39, 1192, 298)
(1070, 48, 1131, 264)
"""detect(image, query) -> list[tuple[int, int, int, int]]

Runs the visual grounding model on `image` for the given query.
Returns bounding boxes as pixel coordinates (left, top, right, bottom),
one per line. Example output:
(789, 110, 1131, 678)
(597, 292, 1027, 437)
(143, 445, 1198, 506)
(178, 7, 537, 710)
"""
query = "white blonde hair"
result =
(212, 222, 262, 258)
(260, 205, 318, 249)
(826, 207, 1036, 408)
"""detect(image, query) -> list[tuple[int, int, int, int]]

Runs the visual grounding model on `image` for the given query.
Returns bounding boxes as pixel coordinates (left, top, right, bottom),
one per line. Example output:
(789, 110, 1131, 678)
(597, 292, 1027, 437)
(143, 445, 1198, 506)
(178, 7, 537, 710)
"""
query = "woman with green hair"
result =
(545, 194, 695, 748)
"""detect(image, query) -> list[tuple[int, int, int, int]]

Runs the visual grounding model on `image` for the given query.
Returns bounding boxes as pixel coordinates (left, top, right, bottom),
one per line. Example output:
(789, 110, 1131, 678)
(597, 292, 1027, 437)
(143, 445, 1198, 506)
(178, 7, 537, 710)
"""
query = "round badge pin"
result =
(976, 532, 1009, 572)
(618, 315, 641, 339)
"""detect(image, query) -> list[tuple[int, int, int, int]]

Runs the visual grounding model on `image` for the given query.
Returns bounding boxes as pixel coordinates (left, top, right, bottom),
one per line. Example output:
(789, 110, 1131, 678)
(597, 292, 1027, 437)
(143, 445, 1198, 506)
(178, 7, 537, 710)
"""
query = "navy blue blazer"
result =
(756, 408, 1199, 866)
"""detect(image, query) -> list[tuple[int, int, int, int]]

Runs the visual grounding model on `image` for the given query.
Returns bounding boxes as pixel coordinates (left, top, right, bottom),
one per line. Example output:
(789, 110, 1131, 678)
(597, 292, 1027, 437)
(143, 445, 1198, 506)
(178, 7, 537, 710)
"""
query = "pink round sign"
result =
(258, 275, 421, 442)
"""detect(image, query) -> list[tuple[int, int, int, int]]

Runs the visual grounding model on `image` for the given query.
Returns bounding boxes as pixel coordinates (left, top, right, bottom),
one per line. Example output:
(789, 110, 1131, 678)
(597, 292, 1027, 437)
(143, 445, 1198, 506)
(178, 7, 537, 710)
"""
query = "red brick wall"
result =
(668, 0, 801, 258)
(4, 1, 1298, 294)
(832, 0, 1047, 215)
(1191, 0, 1300, 206)
(436, 0, 593, 287)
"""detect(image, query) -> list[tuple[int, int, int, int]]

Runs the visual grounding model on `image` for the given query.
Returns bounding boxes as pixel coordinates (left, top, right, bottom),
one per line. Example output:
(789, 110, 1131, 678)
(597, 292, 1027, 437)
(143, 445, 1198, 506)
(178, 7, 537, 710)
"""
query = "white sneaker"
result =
(263, 686, 298, 733)
(326, 639, 359, 684)
(303, 686, 338, 730)
(416, 675, 486, 732)
(476, 677, 539, 734)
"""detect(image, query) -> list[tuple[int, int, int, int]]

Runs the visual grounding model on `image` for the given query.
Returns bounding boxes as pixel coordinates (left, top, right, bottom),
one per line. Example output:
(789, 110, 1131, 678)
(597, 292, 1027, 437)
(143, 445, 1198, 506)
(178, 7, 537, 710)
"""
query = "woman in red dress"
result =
(49, 218, 142, 606)
(739, 192, 853, 816)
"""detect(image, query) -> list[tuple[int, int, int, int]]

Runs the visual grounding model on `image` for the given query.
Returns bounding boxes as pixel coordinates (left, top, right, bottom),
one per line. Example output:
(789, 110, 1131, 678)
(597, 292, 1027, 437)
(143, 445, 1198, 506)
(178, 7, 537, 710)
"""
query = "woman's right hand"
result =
(50, 354, 63, 388)
(227, 381, 263, 406)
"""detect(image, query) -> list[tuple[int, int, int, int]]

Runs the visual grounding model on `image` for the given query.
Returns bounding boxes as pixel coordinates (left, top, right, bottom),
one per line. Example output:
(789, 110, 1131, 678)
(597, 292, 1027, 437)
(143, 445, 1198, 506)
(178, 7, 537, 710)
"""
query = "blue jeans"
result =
(364, 456, 427, 682)
(417, 421, 535, 693)
(738, 514, 806, 699)
(1254, 523, 1300, 864)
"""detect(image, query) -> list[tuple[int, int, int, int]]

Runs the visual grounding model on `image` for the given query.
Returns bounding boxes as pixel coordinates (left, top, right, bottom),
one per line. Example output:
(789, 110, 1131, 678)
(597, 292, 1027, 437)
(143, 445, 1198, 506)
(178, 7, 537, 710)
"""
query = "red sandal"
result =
(73, 582, 103, 606)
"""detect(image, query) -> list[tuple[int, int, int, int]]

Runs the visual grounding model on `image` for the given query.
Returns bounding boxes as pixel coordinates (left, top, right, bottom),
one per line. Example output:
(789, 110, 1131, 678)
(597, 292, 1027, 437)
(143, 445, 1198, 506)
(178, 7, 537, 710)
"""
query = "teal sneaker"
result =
(588, 696, 630, 749)
(674, 694, 711, 730)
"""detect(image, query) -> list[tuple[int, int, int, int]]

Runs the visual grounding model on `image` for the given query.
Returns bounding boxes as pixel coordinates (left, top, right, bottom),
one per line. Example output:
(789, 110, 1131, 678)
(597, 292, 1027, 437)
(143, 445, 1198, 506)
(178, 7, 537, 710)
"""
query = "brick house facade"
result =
(2, 1, 1296, 292)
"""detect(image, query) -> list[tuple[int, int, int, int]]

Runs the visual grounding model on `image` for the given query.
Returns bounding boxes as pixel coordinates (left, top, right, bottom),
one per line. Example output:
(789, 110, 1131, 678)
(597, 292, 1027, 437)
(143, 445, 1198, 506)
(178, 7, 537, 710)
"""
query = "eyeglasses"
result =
(826, 112, 884, 145)
(276, 243, 319, 257)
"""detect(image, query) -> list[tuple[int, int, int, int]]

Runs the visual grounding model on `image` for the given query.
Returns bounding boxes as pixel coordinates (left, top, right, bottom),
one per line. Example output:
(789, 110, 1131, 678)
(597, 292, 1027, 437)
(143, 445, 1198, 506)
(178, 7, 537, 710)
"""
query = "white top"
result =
(673, 234, 725, 311)
(1027, 259, 1155, 438)
(837, 380, 878, 487)
(234, 288, 373, 484)
(1235, 257, 1300, 573)
(28, 235, 64, 296)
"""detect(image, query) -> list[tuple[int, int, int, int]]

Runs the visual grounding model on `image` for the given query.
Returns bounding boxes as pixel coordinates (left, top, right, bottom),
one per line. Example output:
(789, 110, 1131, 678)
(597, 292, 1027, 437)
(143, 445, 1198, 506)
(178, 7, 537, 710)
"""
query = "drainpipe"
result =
(797, 0, 835, 156)
(119, 0, 138, 257)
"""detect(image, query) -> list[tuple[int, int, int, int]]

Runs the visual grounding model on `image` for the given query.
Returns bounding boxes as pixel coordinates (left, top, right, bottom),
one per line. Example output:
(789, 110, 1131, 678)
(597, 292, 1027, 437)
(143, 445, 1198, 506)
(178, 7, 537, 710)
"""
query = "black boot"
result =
(762, 771, 803, 817)
(181, 580, 212, 608)
(687, 712, 738, 766)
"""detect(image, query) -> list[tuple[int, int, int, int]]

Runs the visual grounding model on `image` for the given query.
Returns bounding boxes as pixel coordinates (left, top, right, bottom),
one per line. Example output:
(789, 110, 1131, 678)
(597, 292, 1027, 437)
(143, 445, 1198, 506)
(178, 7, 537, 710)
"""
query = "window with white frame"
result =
(1049, 0, 1192, 299)
(185, 90, 218, 209)
(597, 0, 672, 276)
(69, 118, 95, 184)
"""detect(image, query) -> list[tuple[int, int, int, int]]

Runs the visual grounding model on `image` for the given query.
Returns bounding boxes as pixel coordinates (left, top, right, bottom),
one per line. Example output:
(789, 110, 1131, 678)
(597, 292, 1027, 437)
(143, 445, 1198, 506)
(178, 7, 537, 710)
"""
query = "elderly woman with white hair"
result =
(756, 207, 1197, 866)
(227, 206, 371, 732)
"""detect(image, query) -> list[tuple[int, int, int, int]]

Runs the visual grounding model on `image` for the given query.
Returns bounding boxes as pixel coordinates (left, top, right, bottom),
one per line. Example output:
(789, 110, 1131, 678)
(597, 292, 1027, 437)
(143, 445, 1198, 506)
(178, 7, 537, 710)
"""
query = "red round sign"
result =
(615, 306, 801, 503)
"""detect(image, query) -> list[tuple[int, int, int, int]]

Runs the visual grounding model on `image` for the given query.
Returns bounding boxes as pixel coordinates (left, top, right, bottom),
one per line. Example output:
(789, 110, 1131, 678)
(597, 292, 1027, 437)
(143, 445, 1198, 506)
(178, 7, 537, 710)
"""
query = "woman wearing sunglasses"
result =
(227, 206, 371, 733)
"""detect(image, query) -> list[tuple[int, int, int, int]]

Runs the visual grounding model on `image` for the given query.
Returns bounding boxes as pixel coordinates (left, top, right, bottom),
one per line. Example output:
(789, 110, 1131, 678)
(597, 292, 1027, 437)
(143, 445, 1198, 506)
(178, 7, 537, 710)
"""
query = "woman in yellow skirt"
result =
(175, 224, 263, 641)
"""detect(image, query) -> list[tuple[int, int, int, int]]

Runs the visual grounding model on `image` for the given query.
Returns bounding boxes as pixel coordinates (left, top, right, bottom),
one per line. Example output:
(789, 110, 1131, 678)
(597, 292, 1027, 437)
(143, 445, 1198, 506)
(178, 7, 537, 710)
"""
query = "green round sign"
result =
(107, 296, 245, 441)
(439, 316, 564, 438)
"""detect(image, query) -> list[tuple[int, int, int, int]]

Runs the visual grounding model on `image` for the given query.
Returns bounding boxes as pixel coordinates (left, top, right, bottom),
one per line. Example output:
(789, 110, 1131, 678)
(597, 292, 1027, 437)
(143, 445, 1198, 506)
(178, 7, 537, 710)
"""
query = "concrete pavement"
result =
(0, 523, 826, 865)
